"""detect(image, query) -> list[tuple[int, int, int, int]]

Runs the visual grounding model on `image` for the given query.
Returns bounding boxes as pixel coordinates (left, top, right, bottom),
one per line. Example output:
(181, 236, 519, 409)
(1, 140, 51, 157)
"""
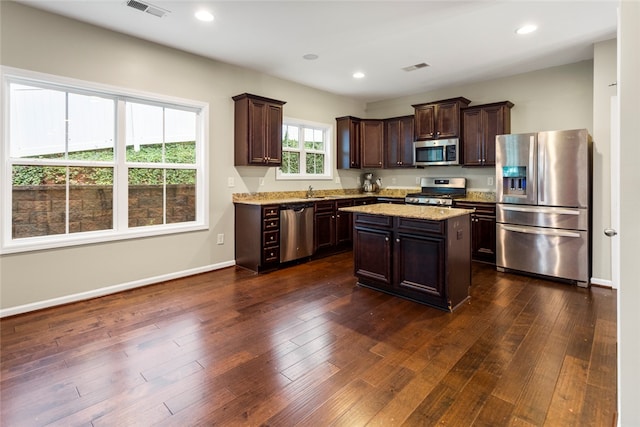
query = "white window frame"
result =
(0, 67, 209, 254)
(276, 117, 333, 181)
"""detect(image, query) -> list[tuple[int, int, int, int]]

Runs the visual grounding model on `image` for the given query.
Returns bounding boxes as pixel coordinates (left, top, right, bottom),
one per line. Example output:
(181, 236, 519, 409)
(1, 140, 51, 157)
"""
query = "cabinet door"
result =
(435, 101, 461, 138)
(265, 103, 283, 165)
(361, 120, 384, 168)
(385, 116, 414, 167)
(394, 232, 446, 299)
(473, 215, 497, 263)
(353, 227, 392, 286)
(248, 99, 268, 164)
(462, 108, 483, 166)
(314, 211, 335, 251)
(414, 105, 436, 140)
(335, 200, 354, 245)
(480, 105, 506, 166)
(384, 119, 401, 167)
(336, 117, 361, 169)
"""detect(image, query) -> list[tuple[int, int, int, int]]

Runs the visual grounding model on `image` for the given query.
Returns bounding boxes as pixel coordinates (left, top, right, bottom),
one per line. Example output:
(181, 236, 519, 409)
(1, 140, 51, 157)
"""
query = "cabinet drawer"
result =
(263, 218, 279, 230)
(315, 200, 335, 213)
(455, 201, 496, 216)
(354, 213, 393, 228)
(263, 206, 279, 218)
(263, 230, 279, 246)
(263, 247, 279, 263)
(397, 217, 444, 236)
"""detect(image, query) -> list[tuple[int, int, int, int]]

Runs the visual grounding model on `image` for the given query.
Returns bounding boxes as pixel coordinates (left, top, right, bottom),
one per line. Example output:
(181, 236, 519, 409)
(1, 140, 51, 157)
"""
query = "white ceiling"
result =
(15, 0, 618, 103)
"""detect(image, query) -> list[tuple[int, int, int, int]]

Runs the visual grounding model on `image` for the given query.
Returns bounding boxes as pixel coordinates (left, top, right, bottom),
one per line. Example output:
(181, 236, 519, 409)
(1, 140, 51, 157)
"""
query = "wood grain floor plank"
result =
(0, 252, 617, 426)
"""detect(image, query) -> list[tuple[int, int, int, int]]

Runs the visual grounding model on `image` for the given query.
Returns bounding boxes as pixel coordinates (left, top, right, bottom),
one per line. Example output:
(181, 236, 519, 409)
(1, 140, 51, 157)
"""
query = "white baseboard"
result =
(0, 260, 236, 318)
(591, 277, 615, 289)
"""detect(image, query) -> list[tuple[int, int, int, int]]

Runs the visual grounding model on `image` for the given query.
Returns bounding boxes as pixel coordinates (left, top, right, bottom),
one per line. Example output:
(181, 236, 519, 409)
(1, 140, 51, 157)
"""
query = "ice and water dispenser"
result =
(501, 166, 527, 196)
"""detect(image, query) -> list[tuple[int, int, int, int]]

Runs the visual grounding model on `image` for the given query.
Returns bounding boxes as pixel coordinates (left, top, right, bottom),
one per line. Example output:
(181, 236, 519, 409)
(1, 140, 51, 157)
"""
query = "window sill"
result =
(0, 222, 209, 255)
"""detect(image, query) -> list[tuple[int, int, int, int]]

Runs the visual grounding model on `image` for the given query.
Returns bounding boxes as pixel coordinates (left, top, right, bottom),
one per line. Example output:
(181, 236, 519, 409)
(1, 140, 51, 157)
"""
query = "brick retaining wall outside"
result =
(12, 184, 196, 239)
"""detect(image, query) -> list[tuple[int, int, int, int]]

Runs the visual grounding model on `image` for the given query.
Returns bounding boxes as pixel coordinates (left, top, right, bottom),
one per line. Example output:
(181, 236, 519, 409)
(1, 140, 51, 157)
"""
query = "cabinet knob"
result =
(385, 237, 389, 242)
(396, 238, 400, 243)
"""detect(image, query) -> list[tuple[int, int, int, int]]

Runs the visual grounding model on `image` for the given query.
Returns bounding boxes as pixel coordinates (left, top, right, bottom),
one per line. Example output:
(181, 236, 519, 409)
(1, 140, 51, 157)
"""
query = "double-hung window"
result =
(277, 118, 332, 180)
(1, 68, 208, 253)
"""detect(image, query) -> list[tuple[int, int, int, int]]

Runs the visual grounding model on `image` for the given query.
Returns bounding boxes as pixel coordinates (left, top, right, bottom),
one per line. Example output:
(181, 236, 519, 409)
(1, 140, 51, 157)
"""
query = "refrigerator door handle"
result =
(501, 224, 582, 238)
(500, 205, 581, 215)
(538, 134, 545, 204)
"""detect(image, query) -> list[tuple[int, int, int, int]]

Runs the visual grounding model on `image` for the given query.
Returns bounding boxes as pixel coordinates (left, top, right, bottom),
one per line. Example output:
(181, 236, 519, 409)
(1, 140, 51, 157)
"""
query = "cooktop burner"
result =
(405, 177, 466, 206)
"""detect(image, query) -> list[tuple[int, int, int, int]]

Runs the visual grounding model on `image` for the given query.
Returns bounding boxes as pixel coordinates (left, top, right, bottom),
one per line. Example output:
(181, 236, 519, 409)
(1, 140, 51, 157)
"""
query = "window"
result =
(277, 118, 332, 180)
(1, 67, 208, 253)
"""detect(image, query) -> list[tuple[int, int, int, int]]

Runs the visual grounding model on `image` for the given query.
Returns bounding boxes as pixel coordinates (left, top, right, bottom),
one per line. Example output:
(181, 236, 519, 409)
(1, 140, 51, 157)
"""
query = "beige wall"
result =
(0, 1, 365, 312)
(0, 1, 615, 313)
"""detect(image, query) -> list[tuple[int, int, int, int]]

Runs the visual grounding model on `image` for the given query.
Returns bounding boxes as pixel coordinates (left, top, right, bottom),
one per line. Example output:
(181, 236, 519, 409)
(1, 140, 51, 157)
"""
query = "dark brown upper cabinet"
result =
(360, 119, 384, 169)
(384, 115, 415, 168)
(462, 101, 514, 166)
(336, 116, 361, 169)
(336, 117, 384, 169)
(233, 93, 286, 166)
(412, 97, 471, 140)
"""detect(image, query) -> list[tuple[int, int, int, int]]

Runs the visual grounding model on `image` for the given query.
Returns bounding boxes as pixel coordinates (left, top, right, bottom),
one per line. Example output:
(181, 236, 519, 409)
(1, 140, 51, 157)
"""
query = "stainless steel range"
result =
(405, 177, 466, 206)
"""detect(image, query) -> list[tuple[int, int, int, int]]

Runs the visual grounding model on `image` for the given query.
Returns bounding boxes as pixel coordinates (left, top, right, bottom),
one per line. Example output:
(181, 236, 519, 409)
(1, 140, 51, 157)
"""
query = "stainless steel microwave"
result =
(413, 138, 460, 166)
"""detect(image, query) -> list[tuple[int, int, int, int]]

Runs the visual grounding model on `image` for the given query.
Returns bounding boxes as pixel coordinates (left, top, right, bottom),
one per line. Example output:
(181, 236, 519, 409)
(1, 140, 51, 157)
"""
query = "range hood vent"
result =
(125, 0, 169, 18)
(402, 63, 430, 72)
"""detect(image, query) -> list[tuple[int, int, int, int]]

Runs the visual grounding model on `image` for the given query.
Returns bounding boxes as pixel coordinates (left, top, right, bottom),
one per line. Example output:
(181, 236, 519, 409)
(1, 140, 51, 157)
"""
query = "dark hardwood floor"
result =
(0, 251, 617, 426)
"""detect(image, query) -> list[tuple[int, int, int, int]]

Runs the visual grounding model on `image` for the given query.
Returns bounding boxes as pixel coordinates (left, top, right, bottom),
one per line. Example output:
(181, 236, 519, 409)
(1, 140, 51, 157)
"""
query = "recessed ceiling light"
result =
(303, 53, 319, 60)
(353, 72, 365, 79)
(516, 24, 537, 35)
(195, 10, 214, 22)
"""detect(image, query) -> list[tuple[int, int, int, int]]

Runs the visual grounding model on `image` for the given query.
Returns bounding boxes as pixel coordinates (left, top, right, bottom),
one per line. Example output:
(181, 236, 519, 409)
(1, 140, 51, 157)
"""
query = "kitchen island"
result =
(339, 204, 472, 312)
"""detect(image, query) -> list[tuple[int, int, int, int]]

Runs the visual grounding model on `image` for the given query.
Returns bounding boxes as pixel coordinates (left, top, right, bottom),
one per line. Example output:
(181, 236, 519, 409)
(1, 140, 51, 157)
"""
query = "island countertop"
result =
(339, 203, 472, 221)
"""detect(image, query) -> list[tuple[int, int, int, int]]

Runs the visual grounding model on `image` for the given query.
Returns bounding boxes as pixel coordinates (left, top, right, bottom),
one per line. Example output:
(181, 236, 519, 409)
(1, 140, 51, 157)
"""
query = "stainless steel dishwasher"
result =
(280, 203, 314, 263)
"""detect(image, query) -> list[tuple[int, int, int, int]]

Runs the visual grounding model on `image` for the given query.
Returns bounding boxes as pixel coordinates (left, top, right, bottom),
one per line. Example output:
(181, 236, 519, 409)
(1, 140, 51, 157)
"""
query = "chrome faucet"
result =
(306, 185, 314, 198)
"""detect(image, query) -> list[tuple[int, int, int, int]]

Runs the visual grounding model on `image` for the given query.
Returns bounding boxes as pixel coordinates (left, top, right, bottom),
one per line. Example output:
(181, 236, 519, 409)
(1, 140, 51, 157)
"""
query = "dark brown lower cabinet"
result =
(314, 199, 354, 255)
(352, 212, 471, 311)
(314, 197, 376, 257)
(234, 203, 280, 272)
(453, 201, 496, 264)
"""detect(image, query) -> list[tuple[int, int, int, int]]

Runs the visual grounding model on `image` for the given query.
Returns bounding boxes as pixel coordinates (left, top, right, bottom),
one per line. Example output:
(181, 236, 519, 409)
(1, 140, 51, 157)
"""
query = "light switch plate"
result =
(227, 177, 235, 187)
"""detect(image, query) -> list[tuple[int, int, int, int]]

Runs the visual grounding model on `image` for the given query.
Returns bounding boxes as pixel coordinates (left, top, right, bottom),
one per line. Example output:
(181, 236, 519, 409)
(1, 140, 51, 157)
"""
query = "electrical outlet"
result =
(217, 233, 224, 245)
(415, 177, 420, 184)
(391, 178, 397, 184)
(488, 177, 494, 186)
(227, 177, 235, 187)
(259, 178, 265, 186)
(335, 176, 341, 184)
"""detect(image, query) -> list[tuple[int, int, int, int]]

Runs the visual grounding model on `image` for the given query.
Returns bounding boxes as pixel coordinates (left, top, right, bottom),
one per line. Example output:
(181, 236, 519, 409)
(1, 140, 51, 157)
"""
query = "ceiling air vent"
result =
(125, 0, 169, 18)
(402, 63, 430, 72)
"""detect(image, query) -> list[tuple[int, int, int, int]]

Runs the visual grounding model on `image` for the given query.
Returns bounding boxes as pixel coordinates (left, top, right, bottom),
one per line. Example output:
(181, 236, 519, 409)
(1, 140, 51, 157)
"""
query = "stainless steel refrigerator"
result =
(495, 129, 592, 287)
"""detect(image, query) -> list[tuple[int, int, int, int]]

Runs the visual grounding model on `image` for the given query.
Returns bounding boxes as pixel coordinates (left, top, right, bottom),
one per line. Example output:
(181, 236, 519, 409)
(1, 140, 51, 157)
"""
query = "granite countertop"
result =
(232, 189, 495, 206)
(232, 193, 378, 206)
(232, 188, 412, 206)
(457, 191, 496, 203)
(339, 203, 472, 221)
